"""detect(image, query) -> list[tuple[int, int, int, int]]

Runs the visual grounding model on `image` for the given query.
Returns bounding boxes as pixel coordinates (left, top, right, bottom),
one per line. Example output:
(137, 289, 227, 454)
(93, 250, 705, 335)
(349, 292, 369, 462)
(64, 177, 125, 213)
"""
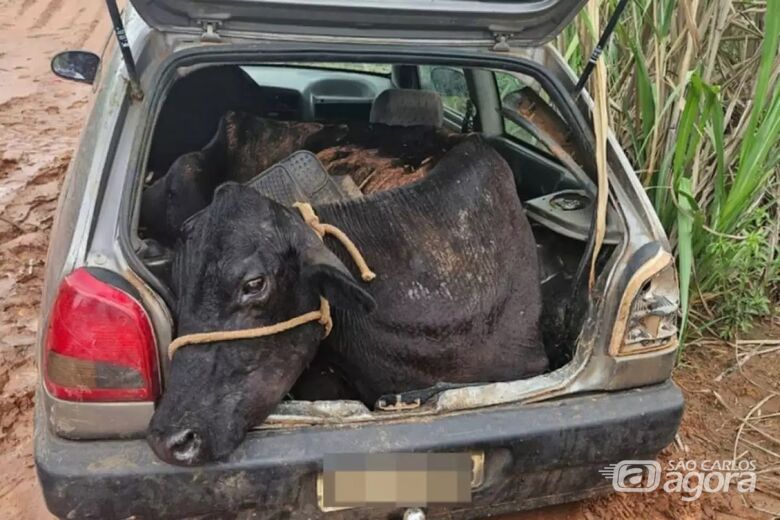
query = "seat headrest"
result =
(369, 89, 444, 128)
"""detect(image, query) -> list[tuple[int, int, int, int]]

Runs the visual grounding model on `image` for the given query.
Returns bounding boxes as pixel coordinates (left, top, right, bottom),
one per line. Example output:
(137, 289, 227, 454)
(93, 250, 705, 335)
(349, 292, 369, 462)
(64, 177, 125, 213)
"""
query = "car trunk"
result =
(132, 58, 618, 428)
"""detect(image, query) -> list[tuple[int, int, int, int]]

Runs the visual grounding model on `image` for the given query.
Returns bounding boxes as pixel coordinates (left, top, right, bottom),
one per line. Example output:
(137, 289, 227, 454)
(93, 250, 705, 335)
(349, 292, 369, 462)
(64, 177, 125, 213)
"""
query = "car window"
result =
(419, 65, 472, 120)
(493, 71, 560, 154)
(495, 71, 548, 147)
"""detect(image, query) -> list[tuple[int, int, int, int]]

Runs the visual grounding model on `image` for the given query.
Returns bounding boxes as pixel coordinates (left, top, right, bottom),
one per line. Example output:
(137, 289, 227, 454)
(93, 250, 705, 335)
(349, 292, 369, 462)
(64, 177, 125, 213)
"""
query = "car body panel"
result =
(129, 0, 588, 46)
(37, 7, 678, 438)
(35, 7, 682, 517)
(37, 381, 684, 519)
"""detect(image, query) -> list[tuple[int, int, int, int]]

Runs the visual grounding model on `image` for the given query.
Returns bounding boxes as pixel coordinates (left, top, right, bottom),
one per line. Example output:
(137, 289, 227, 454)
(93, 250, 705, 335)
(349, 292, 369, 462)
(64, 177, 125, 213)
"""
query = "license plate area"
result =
(317, 452, 485, 511)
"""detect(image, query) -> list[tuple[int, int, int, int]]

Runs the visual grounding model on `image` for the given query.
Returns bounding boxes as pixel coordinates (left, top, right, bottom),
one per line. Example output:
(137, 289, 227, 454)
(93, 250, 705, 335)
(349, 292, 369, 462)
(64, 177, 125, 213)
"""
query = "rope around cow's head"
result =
(167, 202, 375, 359)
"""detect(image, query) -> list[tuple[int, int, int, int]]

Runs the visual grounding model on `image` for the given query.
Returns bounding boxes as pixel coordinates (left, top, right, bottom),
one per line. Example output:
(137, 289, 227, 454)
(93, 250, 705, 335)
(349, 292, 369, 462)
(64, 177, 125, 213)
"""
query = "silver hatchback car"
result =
(36, 1, 682, 518)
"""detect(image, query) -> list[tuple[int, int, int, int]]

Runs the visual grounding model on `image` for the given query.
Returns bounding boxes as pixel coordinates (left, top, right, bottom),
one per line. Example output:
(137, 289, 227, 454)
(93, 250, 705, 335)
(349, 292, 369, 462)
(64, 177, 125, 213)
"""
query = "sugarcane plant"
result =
(560, 0, 780, 342)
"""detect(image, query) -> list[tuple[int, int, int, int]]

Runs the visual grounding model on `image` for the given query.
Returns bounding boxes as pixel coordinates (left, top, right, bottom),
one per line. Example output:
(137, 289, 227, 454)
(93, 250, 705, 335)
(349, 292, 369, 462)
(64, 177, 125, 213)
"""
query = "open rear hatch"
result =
(129, 0, 588, 46)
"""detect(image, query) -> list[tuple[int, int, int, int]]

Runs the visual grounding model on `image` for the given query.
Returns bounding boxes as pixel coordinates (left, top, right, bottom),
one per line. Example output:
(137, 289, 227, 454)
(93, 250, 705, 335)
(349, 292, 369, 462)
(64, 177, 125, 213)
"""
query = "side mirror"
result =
(51, 51, 100, 84)
(430, 67, 468, 97)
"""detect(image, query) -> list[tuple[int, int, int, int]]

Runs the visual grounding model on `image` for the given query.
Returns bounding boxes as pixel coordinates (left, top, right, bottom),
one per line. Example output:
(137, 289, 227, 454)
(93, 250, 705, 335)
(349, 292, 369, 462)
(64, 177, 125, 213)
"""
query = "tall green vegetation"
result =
(560, 0, 780, 339)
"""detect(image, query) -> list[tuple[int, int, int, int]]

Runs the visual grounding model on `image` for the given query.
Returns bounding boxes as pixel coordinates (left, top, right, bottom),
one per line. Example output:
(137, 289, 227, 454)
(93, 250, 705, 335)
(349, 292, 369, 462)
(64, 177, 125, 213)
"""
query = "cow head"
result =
(147, 183, 375, 465)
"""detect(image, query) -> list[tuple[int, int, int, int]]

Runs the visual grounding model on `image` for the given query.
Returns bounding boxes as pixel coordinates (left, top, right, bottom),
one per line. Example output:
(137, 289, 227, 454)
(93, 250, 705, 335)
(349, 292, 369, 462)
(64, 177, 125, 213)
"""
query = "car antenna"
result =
(105, 0, 143, 100)
(573, 0, 630, 96)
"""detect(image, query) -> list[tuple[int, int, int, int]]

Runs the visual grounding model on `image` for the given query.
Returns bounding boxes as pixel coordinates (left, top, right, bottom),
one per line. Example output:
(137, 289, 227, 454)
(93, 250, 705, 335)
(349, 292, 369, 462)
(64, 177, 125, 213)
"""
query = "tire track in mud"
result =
(64, 3, 89, 30)
(0, 1, 110, 518)
(31, 0, 65, 30)
(75, 2, 108, 49)
(22, 0, 59, 30)
(16, 0, 36, 17)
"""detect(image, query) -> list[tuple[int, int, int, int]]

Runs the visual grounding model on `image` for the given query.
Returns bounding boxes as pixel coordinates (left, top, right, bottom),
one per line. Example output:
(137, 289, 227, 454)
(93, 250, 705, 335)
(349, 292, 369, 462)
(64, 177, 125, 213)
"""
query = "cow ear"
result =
(300, 244, 376, 314)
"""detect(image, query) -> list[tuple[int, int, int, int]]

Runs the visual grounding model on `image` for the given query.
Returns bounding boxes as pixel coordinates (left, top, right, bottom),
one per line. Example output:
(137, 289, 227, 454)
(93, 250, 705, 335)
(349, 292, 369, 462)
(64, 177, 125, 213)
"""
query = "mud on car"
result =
(36, 1, 683, 518)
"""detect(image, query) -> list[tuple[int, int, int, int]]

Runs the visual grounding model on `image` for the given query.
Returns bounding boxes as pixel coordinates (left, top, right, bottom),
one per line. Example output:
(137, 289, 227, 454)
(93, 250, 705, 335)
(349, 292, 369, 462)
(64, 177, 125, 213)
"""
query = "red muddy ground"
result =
(0, 1, 777, 518)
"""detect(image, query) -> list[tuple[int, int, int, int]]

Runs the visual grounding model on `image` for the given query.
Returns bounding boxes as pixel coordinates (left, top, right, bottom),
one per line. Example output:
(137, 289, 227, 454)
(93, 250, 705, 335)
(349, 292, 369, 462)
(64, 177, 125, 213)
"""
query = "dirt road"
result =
(0, 1, 110, 518)
(0, 1, 777, 519)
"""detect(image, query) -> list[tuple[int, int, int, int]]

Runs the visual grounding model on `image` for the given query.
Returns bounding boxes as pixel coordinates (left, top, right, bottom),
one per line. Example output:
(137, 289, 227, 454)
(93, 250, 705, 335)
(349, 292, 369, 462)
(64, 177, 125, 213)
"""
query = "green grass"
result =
(559, 0, 780, 341)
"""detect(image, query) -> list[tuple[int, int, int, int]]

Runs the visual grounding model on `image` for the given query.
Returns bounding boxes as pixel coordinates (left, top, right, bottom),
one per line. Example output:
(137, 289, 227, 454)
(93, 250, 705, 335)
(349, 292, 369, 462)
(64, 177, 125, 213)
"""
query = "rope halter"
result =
(167, 203, 374, 359)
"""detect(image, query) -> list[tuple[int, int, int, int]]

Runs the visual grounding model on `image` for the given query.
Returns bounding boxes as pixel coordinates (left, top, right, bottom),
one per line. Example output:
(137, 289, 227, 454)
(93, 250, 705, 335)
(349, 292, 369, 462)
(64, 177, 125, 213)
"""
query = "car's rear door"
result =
(129, 0, 587, 47)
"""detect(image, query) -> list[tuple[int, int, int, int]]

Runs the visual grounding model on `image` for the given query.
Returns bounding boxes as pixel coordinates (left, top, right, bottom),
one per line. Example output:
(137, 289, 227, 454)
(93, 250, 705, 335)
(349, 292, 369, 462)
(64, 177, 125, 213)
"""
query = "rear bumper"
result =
(36, 381, 683, 519)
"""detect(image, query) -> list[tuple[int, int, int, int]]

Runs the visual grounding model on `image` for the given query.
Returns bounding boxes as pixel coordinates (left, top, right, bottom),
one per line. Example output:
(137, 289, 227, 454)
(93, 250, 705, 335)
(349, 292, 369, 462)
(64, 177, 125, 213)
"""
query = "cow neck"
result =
(167, 202, 375, 359)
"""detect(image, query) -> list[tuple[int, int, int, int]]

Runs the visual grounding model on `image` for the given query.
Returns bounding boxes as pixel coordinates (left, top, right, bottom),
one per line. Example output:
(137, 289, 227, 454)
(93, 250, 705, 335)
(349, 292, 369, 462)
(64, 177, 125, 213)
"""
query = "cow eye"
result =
(242, 276, 268, 297)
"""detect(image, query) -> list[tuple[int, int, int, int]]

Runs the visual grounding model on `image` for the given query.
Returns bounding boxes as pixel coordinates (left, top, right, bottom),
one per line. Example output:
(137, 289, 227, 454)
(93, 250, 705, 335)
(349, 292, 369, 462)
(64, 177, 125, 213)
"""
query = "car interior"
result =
(138, 62, 619, 400)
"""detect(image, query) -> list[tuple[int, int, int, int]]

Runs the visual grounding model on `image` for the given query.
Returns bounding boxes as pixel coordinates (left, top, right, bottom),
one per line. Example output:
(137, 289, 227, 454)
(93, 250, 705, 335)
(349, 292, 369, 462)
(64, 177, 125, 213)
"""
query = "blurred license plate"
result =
(317, 452, 484, 510)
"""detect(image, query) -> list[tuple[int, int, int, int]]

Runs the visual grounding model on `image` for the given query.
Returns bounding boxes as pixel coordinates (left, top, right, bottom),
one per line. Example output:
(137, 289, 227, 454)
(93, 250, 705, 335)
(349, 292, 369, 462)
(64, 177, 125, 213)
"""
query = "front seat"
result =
(362, 89, 458, 169)
(369, 89, 444, 128)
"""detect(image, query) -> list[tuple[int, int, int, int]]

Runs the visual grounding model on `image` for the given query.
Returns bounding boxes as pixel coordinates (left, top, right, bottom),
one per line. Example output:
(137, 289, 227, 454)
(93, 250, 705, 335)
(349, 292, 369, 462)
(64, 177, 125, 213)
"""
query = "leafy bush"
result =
(704, 210, 779, 336)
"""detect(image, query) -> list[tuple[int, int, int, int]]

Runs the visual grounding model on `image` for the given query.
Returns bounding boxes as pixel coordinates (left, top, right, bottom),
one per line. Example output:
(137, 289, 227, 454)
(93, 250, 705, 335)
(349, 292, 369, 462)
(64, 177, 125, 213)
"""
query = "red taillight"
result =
(44, 268, 159, 402)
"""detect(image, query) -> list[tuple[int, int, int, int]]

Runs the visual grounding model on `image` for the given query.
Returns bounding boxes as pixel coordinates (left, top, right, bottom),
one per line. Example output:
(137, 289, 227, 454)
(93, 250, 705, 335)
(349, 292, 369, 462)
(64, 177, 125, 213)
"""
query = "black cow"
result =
(147, 136, 548, 465)
(141, 111, 346, 244)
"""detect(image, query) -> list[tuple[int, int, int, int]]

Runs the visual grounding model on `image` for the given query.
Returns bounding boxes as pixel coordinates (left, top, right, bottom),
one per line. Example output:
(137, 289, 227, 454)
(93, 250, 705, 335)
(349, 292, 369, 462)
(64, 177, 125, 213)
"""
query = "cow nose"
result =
(165, 429, 203, 463)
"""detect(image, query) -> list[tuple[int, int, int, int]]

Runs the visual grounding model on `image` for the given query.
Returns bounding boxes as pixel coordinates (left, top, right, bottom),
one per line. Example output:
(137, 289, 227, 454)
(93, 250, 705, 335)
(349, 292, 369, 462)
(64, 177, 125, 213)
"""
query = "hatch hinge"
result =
(492, 33, 513, 52)
(199, 20, 223, 43)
